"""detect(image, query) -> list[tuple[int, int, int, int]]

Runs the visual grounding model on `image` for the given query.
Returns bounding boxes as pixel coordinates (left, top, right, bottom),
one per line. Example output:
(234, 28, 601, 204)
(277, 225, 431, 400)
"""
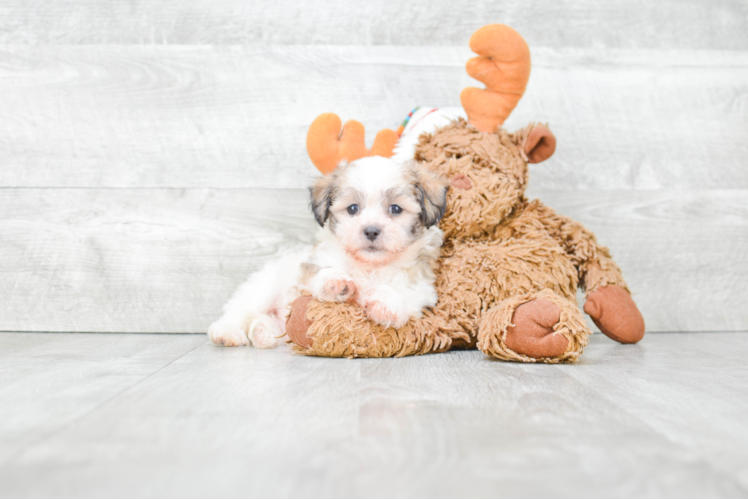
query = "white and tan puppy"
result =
(208, 156, 449, 348)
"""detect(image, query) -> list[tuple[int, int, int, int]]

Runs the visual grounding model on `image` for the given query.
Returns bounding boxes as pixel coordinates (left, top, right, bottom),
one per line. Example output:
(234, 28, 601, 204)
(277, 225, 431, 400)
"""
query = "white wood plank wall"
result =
(0, 1, 746, 334)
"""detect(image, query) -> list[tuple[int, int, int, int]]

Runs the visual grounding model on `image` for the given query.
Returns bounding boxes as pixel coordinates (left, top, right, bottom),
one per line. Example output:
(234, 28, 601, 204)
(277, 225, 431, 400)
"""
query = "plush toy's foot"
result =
(478, 289, 590, 363)
(286, 295, 314, 349)
(584, 285, 645, 344)
(504, 299, 568, 359)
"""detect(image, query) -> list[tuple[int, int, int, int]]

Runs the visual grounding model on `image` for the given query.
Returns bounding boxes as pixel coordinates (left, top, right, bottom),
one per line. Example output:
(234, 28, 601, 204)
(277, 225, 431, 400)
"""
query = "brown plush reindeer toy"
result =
(286, 24, 645, 362)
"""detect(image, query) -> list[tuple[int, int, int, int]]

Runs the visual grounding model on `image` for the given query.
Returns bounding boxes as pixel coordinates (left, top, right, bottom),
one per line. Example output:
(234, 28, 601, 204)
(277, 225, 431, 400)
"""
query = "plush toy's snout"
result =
(450, 174, 472, 190)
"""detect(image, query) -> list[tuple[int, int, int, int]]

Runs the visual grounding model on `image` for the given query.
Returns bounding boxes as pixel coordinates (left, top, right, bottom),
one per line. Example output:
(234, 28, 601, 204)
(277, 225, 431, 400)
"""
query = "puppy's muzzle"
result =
(363, 226, 381, 242)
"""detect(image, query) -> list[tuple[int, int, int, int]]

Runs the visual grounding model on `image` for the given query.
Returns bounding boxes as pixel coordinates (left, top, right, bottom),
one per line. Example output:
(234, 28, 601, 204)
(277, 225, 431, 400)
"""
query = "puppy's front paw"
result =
(208, 319, 249, 347)
(365, 298, 408, 329)
(320, 278, 357, 303)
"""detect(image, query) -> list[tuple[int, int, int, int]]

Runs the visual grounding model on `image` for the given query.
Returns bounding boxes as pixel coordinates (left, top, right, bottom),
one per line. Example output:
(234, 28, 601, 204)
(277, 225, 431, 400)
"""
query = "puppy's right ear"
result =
(309, 174, 335, 227)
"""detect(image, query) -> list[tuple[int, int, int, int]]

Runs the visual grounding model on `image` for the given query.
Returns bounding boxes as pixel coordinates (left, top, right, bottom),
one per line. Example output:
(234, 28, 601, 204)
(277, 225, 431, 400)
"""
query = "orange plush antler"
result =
(306, 113, 398, 174)
(460, 25, 531, 133)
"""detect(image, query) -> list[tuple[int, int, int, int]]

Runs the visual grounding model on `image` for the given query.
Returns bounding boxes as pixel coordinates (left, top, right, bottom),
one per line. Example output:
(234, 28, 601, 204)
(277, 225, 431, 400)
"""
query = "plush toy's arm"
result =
(286, 296, 467, 358)
(534, 203, 645, 344)
(533, 203, 627, 295)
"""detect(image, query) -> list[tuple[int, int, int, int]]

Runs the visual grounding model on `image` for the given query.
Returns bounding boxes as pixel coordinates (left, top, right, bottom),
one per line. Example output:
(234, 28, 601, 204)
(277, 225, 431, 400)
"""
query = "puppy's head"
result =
(310, 157, 449, 266)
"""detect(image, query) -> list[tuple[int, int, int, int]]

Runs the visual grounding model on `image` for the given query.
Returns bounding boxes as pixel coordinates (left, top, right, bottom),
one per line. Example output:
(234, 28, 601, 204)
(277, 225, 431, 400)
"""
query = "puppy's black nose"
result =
(363, 226, 381, 241)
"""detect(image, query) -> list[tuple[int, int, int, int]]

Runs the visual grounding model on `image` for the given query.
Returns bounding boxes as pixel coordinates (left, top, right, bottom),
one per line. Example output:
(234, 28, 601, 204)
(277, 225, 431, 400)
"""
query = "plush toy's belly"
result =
(434, 229, 577, 337)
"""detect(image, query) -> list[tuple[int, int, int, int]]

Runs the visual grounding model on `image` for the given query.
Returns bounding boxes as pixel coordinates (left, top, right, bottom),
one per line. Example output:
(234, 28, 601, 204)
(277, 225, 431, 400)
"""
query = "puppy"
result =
(208, 156, 450, 348)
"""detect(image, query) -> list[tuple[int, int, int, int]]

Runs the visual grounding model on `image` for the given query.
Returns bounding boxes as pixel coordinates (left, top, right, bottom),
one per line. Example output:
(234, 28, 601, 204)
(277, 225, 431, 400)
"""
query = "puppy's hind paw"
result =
(208, 319, 250, 347)
(248, 315, 283, 349)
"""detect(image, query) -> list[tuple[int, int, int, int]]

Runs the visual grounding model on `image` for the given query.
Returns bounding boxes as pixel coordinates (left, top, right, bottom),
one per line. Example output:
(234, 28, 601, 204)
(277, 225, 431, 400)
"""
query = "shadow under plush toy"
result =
(287, 24, 645, 362)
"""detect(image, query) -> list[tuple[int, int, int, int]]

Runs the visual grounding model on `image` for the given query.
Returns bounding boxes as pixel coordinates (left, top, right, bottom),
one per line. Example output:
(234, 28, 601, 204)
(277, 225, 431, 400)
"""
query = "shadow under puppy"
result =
(208, 156, 449, 348)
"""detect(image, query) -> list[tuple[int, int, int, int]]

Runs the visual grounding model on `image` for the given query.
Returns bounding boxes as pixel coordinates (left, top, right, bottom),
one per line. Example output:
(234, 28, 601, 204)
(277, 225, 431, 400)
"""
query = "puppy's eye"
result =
(347, 204, 359, 215)
(389, 204, 402, 215)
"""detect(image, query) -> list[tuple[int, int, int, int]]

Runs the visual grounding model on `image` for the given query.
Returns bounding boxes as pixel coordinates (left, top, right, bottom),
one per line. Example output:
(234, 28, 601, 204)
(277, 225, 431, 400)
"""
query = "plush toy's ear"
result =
(525, 124, 556, 163)
(411, 163, 449, 228)
(306, 113, 398, 174)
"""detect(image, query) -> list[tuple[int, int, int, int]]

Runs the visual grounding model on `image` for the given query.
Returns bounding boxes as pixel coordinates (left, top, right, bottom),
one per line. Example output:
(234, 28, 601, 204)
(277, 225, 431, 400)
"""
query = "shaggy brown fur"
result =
(290, 119, 633, 362)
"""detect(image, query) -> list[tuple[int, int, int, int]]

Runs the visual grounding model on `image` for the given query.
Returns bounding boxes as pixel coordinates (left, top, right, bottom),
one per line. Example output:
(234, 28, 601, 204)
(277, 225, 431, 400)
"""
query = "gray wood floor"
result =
(1, 331, 747, 498)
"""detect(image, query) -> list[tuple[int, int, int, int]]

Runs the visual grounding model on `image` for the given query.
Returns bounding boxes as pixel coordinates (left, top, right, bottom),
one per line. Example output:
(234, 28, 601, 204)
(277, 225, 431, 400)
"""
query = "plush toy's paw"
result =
(584, 285, 645, 344)
(208, 318, 249, 347)
(247, 315, 282, 349)
(286, 296, 314, 349)
(505, 299, 568, 359)
(320, 277, 357, 303)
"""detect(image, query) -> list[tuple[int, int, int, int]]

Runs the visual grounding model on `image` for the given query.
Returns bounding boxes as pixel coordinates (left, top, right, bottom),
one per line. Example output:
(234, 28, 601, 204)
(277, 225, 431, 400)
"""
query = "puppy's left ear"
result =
(412, 163, 449, 228)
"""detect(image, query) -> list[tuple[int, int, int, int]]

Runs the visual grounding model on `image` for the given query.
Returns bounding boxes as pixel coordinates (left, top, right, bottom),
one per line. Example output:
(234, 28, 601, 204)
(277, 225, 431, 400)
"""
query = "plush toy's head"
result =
(414, 121, 555, 240)
(415, 24, 556, 240)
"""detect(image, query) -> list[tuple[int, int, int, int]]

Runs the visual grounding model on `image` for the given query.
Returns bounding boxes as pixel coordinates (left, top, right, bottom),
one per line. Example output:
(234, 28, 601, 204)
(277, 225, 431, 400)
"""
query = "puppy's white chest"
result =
(348, 265, 405, 290)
